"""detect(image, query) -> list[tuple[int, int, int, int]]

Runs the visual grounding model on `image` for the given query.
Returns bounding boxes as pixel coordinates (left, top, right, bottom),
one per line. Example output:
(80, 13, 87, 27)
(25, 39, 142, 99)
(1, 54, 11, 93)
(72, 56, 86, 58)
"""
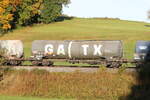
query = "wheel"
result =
(17, 61, 22, 66)
(105, 62, 122, 68)
(111, 62, 122, 68)
(88, 62, 98, 65)
(135, 62, 143, 68)
(7, 60, 22, 66)
(104, 62, 112, 68)
(135, 63, 140, 68)
(32, 61, 41, 66)
(42, 60, 53, 66)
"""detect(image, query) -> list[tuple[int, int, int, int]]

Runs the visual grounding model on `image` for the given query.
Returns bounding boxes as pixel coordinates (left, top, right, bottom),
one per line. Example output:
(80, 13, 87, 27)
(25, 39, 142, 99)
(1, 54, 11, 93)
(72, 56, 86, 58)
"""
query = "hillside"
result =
(0, 18, 150, 58)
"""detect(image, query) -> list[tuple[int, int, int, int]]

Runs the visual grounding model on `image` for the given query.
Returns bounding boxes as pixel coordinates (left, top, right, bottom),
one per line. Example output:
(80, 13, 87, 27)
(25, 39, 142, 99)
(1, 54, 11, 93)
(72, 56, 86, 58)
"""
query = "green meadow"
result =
(0, 18, 150, 58)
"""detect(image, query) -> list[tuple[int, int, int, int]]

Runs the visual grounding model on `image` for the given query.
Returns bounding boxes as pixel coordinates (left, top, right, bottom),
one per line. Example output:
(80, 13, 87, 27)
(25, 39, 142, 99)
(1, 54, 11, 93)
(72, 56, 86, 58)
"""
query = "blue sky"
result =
(63, 0, 150, 22)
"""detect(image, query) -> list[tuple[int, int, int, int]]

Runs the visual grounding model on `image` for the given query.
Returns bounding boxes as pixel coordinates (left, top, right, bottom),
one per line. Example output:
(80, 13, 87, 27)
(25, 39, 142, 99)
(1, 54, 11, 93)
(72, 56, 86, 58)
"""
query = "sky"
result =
(63, 0, 150, 22)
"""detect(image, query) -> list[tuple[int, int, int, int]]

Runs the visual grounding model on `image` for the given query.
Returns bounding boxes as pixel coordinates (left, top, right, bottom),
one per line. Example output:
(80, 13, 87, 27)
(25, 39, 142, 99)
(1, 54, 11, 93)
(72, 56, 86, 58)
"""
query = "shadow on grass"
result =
(55, 16, 74, 22)
(120, 63, 150, 100)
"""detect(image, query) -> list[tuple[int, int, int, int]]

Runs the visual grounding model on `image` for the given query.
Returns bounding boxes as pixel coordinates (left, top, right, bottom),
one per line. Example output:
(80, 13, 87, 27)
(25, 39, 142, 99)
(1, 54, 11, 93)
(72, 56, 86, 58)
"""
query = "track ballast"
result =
(11, 65, 138, 73)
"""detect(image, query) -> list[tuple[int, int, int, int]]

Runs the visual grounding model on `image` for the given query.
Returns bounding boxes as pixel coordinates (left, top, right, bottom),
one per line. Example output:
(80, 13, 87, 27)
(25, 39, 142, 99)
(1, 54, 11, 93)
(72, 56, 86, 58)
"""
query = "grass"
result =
(0, 95, 74, 100)
(0, 69, 136, 100)
(0, 18, 150, 59)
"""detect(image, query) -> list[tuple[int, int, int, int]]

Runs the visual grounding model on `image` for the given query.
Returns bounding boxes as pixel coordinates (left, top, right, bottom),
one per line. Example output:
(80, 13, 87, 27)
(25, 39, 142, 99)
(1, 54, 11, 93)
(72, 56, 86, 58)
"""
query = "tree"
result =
(0, 0, 70, 33)
(39, 0, 70, 24)
(0, 0, 14, 32)
(17, 0, 43, 25)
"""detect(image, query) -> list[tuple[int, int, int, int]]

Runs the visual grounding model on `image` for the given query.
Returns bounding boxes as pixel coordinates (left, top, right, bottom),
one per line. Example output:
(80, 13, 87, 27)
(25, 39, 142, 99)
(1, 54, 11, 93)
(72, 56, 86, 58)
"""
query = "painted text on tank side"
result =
(45, 44, 53, 55)
(93, 45, 102, 56)
(57, 45, 65, 55)
(45, 44, 65, 55)
(82, 45, 89, 56)
(82, 44, 102, 56)
(45, 44, 103, 56)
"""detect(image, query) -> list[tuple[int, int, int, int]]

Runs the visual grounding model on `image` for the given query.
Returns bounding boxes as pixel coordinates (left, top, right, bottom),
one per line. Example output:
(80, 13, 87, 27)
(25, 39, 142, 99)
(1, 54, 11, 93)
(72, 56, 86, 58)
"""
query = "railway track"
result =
(11, 65, 138, 73)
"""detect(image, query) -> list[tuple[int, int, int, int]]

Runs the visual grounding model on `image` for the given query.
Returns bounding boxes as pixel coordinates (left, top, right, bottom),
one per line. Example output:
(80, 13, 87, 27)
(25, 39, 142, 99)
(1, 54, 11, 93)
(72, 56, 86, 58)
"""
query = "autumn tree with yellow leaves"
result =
(0, 0, 70, 33)
(0, 0, 13, 32)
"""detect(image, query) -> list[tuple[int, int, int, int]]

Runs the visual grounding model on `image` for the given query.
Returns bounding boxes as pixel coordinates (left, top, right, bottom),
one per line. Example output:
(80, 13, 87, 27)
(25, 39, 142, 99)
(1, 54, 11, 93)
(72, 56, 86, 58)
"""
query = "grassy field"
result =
(0, 18, 150, 58)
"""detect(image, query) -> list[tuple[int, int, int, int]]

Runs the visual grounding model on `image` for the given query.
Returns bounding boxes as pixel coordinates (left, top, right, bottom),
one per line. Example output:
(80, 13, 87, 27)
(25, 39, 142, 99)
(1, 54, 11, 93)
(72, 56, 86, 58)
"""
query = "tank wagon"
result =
(31, 40, 123, 67)
(134, 41, 150, 62)
(0, 40, 23, 65)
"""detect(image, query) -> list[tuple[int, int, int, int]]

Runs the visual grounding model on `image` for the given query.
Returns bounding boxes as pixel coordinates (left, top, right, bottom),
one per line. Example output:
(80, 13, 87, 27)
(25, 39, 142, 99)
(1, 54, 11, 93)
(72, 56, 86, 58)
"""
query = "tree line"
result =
(0, 0, 70, 33)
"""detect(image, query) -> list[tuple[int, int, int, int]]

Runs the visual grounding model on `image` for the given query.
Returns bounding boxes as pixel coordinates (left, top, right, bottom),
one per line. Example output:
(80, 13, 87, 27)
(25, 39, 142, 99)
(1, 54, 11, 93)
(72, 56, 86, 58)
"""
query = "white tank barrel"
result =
(32, 40, 123, 60)
(0, 40, 24, 58)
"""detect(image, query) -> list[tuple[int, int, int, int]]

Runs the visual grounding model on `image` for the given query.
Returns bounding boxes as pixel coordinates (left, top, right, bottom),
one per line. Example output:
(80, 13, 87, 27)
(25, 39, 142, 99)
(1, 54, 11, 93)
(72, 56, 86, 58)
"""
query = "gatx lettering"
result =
(57, 45, 65, 55)
(45, 44, 53, 54)
(45, 44, 103, 56)
(82, 45, 89, 56)
(82, 44, 103, 56)
(45, 44, 65, 55)
(94, 45, 102, 55)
